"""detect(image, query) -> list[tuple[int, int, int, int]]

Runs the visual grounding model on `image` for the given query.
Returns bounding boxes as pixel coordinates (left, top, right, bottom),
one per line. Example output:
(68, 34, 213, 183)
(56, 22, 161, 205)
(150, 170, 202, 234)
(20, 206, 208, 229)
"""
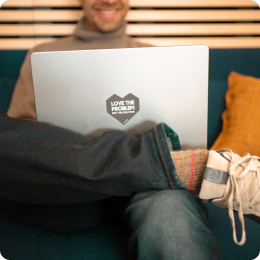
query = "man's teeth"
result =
(100, 10, 116, 15)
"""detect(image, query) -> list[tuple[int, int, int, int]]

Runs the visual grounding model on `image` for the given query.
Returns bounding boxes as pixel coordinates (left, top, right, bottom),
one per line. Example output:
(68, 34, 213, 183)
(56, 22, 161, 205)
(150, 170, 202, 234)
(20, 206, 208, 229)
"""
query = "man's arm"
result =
(7, 49, 37, 121)
(0, 111, 181, 205)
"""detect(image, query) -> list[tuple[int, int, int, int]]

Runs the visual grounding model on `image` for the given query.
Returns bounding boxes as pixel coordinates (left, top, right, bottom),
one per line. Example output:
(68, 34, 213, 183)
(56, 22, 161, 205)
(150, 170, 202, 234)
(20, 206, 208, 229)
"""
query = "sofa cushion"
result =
(0, 213, 129, 260)
(0, 203, 260, 260)
(211, 71, 260, 156)
(0, 198, 118, 232)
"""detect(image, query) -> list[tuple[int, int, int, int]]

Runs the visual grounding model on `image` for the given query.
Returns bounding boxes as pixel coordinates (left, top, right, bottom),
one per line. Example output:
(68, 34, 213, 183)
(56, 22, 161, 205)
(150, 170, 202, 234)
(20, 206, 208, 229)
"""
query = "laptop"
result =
(31, 45, 208, 150)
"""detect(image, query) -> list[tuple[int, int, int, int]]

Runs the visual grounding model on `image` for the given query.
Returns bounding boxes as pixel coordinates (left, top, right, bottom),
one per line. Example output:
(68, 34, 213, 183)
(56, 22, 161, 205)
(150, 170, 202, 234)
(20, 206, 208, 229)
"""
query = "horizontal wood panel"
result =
(127, 24, 260, 35)
(137, 37, 260, 48)
(1, 10, 260, 22)
(0, 10, 82, 22)
(129, 0, 259, 7)
(2, 24, 259, 36)
(33, 0, 79, 7)
(0, 25, 34, 35)
(1, 37, 260, 49)
(2, 0, 32, 7)
(0, 10, 34, 21)
(2, 0, 259, 7)
(0, 38, 57, 49)
(33, 10, 82, 21)
(0, 38, 35, 49)
(127, 10, 260, 21)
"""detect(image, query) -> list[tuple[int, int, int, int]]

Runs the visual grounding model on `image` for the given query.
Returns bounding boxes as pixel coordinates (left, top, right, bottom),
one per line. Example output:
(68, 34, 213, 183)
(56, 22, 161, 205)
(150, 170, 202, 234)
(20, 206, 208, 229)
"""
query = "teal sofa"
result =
(0, 49, 260, 260)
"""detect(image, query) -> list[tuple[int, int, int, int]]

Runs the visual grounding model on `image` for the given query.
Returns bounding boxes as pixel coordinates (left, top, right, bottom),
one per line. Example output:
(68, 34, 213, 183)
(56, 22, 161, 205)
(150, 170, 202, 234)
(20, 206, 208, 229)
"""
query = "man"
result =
(2, 0, 259, 259)
(7, 0, 151, 121)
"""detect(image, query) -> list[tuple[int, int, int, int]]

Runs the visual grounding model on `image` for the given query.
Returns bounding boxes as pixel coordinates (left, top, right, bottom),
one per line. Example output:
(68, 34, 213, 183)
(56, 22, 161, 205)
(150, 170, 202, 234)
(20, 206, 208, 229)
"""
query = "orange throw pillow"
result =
(211, 71, 260, 157)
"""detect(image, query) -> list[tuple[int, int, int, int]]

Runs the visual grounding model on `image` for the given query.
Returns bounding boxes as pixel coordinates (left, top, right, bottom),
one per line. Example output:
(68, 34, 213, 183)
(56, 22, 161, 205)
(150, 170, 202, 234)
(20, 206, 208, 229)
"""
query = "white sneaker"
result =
(199, 149, 260, 245)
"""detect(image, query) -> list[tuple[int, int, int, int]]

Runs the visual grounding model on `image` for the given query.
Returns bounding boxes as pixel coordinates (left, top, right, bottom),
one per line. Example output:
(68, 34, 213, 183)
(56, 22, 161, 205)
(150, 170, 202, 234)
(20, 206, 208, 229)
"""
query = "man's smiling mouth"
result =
(99, 10, 117, 15)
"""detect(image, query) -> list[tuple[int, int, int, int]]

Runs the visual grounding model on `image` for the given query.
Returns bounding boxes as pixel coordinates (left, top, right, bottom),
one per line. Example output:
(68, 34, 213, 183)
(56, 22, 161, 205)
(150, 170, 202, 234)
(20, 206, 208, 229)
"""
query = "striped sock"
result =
(172, 150, 209, 195)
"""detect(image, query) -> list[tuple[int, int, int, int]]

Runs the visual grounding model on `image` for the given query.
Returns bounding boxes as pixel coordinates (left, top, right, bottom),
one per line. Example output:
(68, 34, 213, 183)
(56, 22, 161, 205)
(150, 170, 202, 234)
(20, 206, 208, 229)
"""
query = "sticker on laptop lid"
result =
(106, 93, 140, 125)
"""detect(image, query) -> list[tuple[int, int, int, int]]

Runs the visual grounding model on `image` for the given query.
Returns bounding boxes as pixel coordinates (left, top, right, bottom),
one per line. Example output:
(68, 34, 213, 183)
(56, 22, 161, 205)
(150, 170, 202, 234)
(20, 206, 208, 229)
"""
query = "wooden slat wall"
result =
(3, 0, 259, 7)
(0, 0, 260, 49)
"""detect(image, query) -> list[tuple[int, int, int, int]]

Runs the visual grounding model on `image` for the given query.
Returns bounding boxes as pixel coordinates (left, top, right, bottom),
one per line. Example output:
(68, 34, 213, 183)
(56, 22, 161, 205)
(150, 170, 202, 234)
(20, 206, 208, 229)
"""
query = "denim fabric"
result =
(0, 111, 221, 259)
(0, 111, 182, 205)
(125, 190, 221, 260)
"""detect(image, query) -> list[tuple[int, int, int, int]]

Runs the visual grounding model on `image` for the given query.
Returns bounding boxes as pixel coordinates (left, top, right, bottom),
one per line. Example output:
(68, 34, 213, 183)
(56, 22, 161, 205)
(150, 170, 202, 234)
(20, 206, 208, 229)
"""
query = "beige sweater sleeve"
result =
(7, 48, 37, 121)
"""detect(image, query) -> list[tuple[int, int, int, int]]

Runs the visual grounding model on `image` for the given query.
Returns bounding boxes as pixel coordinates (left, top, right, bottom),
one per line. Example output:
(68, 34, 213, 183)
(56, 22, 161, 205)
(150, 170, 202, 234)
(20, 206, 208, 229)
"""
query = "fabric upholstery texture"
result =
(0, 51, 28, 113)
(0, 77, 17, 113)
(211, 71, 260, 157)
(0, 213, 129, 260)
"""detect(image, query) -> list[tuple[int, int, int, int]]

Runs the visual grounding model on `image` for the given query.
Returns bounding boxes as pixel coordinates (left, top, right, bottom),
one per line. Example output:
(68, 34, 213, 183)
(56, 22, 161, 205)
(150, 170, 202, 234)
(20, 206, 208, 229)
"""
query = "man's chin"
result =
(85, 16, 125, 33)
(96, 23, 123, 33)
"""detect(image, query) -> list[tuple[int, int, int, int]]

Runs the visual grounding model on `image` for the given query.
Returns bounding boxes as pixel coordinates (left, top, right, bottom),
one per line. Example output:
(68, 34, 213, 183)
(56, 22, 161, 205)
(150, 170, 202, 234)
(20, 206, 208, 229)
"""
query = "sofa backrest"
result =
(0, 51, 28, 113)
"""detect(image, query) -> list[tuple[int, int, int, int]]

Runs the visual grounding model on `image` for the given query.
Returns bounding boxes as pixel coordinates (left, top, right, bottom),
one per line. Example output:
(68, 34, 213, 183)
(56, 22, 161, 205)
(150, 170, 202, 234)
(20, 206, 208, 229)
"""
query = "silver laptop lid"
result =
(31, 45, 208, 150)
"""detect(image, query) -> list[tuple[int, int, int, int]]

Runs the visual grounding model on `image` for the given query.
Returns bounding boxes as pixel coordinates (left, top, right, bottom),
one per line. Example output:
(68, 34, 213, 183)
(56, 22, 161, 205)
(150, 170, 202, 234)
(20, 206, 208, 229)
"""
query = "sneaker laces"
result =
(219, 149, 260, 246)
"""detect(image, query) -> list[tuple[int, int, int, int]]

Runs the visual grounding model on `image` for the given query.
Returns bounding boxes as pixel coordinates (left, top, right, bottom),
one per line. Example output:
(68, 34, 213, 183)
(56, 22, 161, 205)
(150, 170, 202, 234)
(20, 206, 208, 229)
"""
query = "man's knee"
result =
(125, 190, 221, 260)
(126, 189, 208, 228)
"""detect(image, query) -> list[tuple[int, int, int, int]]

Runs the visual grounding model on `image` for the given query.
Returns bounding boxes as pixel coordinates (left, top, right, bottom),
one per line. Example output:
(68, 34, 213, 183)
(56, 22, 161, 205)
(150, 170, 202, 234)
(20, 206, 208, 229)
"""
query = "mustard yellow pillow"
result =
(211, 71, 260, 157)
